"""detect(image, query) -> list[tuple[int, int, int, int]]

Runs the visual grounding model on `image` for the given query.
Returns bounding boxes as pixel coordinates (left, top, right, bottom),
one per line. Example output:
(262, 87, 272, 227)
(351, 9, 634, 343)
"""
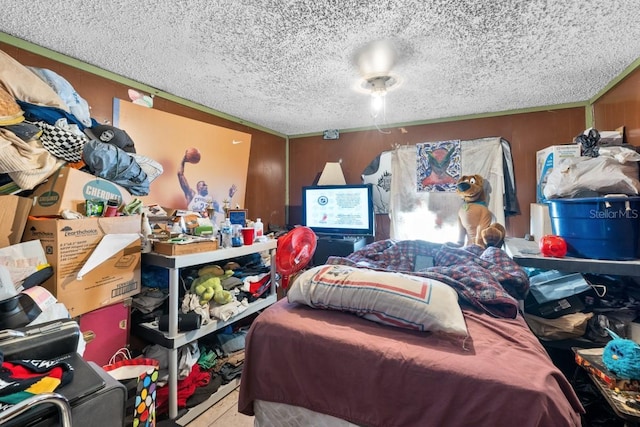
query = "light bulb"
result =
(371, 92, 385, 114)
(366, 76, 390, 119)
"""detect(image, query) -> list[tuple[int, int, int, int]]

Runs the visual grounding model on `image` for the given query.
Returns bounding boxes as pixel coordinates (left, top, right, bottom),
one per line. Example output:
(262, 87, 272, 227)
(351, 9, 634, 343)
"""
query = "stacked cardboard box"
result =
(30, 166, 133, 217)
(12, 166, 142, 317)
(22, 215, 141, 317)
(536, 145, 581, 203)
(0, 194, 32, 249)
(529, 202, 552, 241)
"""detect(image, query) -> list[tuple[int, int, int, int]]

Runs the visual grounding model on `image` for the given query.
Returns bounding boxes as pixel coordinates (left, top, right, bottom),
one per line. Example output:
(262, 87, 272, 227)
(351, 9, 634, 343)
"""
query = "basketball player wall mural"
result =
(113, 99, 252, 220)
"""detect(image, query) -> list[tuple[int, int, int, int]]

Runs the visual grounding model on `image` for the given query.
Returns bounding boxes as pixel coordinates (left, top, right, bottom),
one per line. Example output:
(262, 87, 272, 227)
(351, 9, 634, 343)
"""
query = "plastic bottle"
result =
(254, 218, 264, 239)
(221, 218, 232, 249)
(171, 215, 187, 234)
(211, 221, 220, 245)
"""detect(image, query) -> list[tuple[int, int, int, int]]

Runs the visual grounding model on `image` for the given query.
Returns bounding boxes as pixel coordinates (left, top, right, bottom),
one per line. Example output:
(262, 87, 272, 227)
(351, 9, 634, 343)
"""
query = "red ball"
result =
(185, 147, 201, 163)
(539, 235, 567, 258)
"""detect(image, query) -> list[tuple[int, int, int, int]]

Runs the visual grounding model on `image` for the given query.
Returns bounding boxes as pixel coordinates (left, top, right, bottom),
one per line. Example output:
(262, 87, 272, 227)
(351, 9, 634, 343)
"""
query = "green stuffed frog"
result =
(191, 264, 234, 305)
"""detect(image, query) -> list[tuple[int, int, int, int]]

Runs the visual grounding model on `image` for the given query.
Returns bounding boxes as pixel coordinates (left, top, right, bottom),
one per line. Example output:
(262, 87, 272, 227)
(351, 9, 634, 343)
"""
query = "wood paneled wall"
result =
(289, 108, 586, 240)
(0, 42, 287, 230)
(593, 66, 640, 146)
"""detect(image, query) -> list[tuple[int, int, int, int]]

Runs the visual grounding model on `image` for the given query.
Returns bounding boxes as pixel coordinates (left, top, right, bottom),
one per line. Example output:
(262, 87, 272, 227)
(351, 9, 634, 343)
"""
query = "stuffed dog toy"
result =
(456, 174, 506, 248)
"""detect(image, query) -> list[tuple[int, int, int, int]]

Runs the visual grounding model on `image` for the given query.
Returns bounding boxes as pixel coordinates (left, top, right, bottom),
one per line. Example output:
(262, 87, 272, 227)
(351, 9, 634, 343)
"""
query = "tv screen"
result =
(302, 184, 375, 237)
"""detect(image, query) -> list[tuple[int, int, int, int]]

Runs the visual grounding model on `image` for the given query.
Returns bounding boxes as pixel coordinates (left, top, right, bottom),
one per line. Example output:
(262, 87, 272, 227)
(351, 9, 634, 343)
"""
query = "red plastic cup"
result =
(241, 228, 255, 245)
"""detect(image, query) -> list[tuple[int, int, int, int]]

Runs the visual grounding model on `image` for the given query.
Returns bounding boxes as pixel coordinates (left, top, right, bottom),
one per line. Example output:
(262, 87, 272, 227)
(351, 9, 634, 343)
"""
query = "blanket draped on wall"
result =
(390, 137, 517, 242)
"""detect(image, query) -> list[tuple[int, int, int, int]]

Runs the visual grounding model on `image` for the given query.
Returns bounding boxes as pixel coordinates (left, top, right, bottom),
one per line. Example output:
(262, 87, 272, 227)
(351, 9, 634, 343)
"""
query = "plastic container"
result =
(231, 224, 243, 247)
(103, 199, 119, 217)
(547, 196, 640, 260)
(220, 218, 232, 249)
(141, 213, 153, 253)
(254, 218, 264, 238)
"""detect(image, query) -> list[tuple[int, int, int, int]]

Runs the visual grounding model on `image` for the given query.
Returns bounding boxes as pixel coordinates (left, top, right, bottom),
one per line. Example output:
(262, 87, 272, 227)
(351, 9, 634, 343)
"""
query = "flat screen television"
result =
(302, 184, 375, 237)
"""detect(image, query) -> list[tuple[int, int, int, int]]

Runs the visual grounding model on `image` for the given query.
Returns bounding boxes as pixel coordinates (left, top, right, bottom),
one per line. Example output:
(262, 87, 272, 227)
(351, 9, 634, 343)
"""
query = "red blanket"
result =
(238, 299, 583, 427)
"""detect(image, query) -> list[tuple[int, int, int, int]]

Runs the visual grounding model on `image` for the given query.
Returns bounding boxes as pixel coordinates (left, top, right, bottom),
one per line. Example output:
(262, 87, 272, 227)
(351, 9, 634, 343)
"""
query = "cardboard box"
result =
(153, 239, 218, 256)
(0, 195, 33, 248)
(574, 347, 640, 391)
(529, 203, 552, 241)
(536, 145, 581, 202)
(22, 216, 141, 317)
(29, 166, 133, 217)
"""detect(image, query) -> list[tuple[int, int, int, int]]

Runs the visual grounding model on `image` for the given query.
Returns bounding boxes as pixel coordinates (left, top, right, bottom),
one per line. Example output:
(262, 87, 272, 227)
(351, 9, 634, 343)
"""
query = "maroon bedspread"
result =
(238, 299, 583, 427)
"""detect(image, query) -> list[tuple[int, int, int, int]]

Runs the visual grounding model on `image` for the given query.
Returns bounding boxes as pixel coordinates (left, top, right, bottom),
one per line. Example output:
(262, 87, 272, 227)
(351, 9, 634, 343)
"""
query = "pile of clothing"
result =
(145, 327, 248, 416)
(0, 49, 162, 194)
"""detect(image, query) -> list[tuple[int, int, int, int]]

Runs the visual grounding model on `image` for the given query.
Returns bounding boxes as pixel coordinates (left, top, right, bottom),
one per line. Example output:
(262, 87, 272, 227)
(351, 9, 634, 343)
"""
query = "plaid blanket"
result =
(325, 239, 529, 318)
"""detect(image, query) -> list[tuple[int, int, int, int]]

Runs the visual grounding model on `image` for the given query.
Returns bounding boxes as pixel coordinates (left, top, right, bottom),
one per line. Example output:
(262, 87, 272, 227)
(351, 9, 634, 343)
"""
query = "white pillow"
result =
(287, 264, 467, 336)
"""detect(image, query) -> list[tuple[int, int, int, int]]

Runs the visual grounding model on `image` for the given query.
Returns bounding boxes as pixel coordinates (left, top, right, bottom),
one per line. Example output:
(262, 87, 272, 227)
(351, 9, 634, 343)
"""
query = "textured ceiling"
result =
(2, 1, 640, 136)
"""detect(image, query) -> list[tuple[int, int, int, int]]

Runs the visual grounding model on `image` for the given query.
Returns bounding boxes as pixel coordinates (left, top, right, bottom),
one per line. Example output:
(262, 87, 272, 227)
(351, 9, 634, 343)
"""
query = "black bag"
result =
(0, 318, 80, 360)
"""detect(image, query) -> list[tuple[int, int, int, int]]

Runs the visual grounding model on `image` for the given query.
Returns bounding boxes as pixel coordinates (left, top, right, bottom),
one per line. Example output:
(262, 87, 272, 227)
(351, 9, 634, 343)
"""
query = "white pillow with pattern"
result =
(287, 264, 467, 336)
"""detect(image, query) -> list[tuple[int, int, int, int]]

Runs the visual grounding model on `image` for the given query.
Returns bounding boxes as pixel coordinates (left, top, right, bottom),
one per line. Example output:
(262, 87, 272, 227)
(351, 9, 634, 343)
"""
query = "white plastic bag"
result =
(544, 152, 640, 199)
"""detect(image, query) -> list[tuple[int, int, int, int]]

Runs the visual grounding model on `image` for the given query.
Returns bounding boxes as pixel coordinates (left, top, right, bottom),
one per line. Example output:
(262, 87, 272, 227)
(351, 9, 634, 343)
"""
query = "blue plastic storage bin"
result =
(547, 196, 640, 260)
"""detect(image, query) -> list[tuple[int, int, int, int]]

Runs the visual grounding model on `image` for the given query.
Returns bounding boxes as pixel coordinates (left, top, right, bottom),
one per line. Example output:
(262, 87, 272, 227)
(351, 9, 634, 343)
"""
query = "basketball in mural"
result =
(184, 147, 201, 163)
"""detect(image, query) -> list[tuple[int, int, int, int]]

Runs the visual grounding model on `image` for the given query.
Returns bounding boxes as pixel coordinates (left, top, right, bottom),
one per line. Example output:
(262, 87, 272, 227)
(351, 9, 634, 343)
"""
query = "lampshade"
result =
(317, 162, 346, 185)
(357, 40, 396, 77)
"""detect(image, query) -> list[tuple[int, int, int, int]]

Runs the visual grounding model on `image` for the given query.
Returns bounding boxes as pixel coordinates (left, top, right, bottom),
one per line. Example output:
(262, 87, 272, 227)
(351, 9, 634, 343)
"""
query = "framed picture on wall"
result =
(228, 209, 248, 226)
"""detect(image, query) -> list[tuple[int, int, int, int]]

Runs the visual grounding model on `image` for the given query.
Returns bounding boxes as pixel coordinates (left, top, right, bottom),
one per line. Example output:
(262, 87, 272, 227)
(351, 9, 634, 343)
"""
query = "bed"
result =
(238, 240, 584, 427)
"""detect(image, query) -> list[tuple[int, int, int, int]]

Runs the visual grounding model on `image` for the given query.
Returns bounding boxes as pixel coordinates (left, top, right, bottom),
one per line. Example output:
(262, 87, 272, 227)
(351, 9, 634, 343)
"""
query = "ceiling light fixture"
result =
(354, 40, 401, 127)
(368, 76, 389, 116)
(361, 75, 398, 118)
(357, 40, 396, 77)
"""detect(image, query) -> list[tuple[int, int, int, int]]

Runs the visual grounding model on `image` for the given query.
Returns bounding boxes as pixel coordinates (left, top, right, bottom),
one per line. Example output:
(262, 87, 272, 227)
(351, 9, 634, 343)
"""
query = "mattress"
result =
(254, 400, 359, 427)
(238, 298, 584, 427)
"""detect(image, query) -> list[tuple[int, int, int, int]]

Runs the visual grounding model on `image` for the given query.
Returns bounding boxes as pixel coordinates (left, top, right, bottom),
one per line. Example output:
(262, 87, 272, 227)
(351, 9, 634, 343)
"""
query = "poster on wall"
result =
(416, 140, 461, 192)
(113, 99, 252, 223)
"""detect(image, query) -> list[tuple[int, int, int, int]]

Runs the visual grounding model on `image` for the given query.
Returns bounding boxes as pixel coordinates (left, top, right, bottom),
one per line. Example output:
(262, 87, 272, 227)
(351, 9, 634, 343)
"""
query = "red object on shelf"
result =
(539, 235, 568, 258)
(249, 274, 271, 297)
(79, 300, 131, 366)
